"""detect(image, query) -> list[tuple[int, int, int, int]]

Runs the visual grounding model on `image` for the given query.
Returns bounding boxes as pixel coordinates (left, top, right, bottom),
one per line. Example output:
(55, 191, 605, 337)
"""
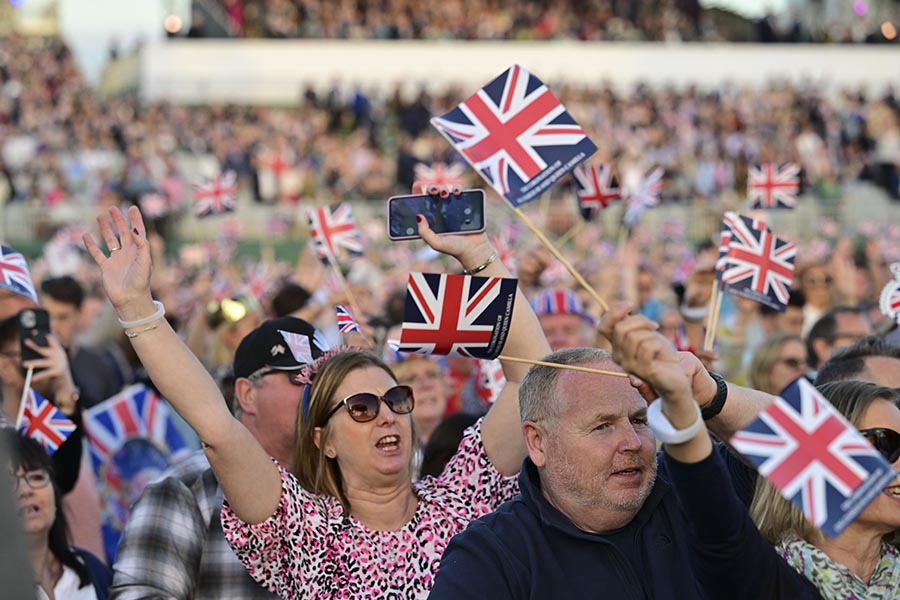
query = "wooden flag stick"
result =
(15, 366, 34, 429)
(498, 355, 628, 378)
(556, 220, 585, 247)
(324, 251, 371, 348)
(509, 205, 609, 313)
(703, 284, 724, 352)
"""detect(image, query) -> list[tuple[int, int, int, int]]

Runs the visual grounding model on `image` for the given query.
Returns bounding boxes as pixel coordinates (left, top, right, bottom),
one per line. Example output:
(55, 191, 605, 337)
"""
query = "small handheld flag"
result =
(398, 272, 518, 359)
(573, 164, 621, 221)
(0, 245, 38, 303)
(18, 388, 77, 455)
(194, 170, 238, 218)
(748, 163, 800, 209)
(336, 305, 362, 334)
(623, 166, 663, 228)
(879, 263, 900, 325)
(730, 378, 897, 538)
(307, 203, 364, 264)
(430, 64, 596, 206)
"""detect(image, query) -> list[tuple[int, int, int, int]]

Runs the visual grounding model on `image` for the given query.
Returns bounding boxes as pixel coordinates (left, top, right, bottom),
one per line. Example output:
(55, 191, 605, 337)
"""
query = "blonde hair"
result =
(748, 332, 803, 395)
(292, 349, 417, 513)
(750, 380, 900, 546)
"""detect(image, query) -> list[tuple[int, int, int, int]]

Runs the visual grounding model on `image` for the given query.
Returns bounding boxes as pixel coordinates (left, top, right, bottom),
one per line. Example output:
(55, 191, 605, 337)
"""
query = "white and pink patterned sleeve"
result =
(220, 462, 322, 598)
(432, 417, 519, 521)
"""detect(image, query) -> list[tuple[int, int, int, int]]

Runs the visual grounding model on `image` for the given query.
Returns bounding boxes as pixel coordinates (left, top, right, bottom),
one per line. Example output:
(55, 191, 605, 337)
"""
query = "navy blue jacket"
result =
(429, 446, 823, 599)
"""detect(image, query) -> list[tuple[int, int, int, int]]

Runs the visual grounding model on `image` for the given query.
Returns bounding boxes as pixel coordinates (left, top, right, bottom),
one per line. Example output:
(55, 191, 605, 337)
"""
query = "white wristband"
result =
(118, 301, 166, 329)
(647, 398, 703, 445)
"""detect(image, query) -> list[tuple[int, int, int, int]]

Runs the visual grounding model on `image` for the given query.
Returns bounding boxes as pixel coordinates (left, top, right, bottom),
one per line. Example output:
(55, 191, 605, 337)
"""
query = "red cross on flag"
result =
(748, 163, 800, 209)
(193, 171, 238, 218)
(18, 389, 77, 455)
(572, 163, 621, 221)
(306, 203, 364, 265)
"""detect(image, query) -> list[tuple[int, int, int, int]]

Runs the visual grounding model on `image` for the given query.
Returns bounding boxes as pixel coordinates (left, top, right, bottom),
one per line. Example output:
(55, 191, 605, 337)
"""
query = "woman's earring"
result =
(325, 449, 336, 458)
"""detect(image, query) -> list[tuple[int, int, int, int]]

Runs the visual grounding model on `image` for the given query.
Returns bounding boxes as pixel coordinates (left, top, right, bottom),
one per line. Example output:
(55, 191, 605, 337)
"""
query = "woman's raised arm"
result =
(83, 206, 281, 524)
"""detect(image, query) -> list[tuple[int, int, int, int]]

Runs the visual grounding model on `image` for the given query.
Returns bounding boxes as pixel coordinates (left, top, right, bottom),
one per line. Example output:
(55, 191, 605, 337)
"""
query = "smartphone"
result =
(18, 308, 50, 372)
(387, 189, 486, 241)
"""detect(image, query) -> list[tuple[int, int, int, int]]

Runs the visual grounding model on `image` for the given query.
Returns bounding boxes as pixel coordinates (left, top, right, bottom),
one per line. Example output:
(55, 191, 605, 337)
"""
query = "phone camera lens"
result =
(405, 227, 415, 235)
(464, 208, 472, 215)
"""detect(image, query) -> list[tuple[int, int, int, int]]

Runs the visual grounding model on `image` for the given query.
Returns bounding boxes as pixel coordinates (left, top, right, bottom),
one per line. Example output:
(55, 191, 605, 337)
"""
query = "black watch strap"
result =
(701, 371, 728, 421)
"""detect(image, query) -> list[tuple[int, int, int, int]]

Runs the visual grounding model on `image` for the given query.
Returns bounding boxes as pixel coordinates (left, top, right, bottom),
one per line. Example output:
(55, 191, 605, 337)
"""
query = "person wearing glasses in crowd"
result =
(110, 317, 326, 599)
(83, 205, 550, 599)
(4, 429, 112, 600)
(750, 380, 900, 599)
(748, 333, 809, 396)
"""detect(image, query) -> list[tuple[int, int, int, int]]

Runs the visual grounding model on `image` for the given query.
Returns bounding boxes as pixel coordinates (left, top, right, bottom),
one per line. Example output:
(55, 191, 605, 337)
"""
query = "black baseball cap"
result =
(233, 317, 329, 379)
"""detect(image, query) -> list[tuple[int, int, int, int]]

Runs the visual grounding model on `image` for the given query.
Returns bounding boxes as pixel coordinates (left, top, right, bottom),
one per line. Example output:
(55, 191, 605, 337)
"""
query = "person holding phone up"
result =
(0, 312, 84, 494)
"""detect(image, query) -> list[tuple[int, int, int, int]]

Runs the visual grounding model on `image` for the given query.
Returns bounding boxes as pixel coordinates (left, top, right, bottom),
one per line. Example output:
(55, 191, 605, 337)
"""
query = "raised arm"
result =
(83, 206, 281, 524)
(417, 218, 551, 476)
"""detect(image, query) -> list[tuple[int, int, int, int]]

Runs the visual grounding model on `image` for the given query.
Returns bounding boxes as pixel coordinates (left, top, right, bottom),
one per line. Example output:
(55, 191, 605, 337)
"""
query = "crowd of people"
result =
(196, 0, 898, 44)
(1, 31, 900, 600)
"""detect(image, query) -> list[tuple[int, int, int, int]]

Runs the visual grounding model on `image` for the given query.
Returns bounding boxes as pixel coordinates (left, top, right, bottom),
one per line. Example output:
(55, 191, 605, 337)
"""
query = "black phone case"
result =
(18, 308, 50, 368)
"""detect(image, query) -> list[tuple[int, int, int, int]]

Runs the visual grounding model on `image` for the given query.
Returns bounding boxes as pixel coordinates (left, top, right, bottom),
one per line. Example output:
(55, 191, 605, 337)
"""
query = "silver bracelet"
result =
(118, 301, 166, 329)
(647, 398, 703, 445)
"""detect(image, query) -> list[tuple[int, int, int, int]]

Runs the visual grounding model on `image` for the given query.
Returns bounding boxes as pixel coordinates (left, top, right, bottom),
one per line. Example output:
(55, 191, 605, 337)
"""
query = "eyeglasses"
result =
(250, 368, 305, 387)
(11, 469, 51, 492)
(325, 385, 415, 423)
(858, 427, 900, 463)
(803, 276, 832, 287)
(777, 358, 807, 370)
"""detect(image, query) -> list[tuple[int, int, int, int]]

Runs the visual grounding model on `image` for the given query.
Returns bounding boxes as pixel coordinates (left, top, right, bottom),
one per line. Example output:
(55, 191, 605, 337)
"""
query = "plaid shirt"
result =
(111, 451, 278, 600)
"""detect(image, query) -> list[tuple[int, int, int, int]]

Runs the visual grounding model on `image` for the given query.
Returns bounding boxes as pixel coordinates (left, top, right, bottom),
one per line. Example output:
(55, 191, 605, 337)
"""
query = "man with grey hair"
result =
(430, 304, 802, 599)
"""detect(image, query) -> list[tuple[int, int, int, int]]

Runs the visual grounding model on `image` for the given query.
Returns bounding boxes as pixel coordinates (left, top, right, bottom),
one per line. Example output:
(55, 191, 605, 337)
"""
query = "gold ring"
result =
(109, 246, 121, 252)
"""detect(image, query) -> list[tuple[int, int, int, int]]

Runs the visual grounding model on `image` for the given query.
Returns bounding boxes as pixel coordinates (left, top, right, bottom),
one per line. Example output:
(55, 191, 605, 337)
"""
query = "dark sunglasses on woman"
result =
(326, 385, 415, 423)
(859, 427, 900, 463)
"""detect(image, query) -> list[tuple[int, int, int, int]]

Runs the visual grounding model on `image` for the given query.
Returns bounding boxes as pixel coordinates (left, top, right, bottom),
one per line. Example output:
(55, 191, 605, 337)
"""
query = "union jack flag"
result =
(398, 272, 518, 359)
(718, 214, 796, 311)
(748, 163, 800, 209)
(193, 170, 238, 218)
(336, 305, 362, 334)
(879, 264, 900, 324)
(18, 389, 77, 455)
(412, 162, 466, 194)
(714, 212, 740, 273)
(241, 262, 274, 302)
(730, 378, 897, 538)
(431, 64, 596, 206)
(84, 384, 192, 563)
(474, 359, 506, 405)
(307, 203, 364, 264)
(573, 164, 621, 221)
(0, 245, 37, 303)
(623, 166, 663, 228)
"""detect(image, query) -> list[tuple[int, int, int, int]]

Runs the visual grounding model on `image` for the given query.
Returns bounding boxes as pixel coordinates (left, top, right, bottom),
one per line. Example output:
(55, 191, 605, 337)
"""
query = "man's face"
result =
(536, 364, 657, 526)
(41, 296, 79, 347)
(773, 306, 804, 336)
(538, 313, 593, 351)
(0, 339, 24, 390)
(0, 290, 36, 322)
(814, 312, 873, 367)
(861, 356, 900, 388)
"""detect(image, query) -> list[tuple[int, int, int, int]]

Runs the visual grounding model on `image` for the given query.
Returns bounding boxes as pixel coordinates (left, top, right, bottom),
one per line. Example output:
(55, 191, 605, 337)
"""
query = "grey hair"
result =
(519, 347, 616, 424)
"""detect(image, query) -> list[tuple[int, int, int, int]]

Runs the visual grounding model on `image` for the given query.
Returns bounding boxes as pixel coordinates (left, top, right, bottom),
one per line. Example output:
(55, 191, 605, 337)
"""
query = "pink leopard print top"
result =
(221, 419, 518, 599)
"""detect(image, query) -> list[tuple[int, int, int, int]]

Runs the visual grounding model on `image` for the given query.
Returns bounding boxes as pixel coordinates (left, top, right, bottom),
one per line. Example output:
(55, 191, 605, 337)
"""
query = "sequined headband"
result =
(299, 346, 369, 419)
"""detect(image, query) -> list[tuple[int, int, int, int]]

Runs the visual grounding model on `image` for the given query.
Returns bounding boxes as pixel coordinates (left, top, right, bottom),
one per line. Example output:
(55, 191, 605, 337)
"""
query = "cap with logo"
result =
(233, 317, 330, 379)
(529, 289, 596, 326)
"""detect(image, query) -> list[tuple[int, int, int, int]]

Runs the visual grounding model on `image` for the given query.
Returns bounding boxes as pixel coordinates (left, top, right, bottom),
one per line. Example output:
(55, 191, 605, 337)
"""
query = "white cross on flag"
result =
(748, 163, 800, 209)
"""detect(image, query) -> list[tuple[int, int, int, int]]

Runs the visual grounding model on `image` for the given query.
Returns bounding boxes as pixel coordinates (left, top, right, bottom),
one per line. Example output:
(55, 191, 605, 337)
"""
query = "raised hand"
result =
(82, 205, 156, 321)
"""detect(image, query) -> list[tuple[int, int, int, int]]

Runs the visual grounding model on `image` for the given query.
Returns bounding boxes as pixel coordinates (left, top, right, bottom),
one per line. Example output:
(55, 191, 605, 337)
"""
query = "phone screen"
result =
(388, 190, 485, 240)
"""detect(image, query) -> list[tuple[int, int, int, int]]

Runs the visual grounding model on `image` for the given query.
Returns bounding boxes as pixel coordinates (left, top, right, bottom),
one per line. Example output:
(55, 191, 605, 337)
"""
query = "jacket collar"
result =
(517, 456, 669, 541)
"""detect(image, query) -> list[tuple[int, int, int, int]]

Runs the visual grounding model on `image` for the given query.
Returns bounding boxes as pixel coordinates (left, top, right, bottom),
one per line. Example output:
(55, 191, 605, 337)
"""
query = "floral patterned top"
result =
(221, 419, 518, 599)
(778, 537, 900, 600)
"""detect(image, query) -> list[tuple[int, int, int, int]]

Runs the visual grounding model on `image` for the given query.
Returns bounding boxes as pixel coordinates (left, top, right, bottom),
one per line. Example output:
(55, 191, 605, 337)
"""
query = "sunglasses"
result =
(325, 385, 415, 423)
(859, 427, 900, 463)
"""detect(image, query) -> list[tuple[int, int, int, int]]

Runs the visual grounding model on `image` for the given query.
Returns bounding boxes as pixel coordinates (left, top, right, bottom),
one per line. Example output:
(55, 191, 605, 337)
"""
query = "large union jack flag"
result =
(307, 203, 364, 264)
(412, 162, 466, 194)
(18, 389, 77, 455)
(0, 245, 37, 303)
(431, 64, 596, 206)
(730, 378, 897, 538)
(748, 163, 801, 209)
(194, 170, 238, 218)
(398, 273, 518, 359)
(718, 214, 796, 311)
(573, 163, 621, 221)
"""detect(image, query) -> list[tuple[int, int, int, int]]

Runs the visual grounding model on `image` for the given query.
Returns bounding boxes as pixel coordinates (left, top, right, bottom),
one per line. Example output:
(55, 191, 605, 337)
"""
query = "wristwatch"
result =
(701, 371, 728, 421)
